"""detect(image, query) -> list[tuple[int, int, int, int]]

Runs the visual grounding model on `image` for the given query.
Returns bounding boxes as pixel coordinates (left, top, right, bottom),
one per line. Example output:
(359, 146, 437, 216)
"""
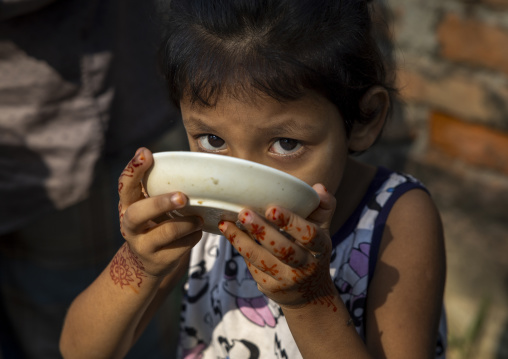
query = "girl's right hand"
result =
(117, 148, 204, 279)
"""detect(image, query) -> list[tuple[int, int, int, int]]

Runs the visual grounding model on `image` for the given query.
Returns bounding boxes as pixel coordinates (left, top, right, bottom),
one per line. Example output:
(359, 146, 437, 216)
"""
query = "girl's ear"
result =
(348, 86, 390, 153)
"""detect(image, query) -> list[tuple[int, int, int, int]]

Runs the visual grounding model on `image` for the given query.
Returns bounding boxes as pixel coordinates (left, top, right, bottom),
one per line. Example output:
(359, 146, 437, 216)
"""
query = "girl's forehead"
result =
(181, 90, 342, 136)
(181, 87, 325, 113)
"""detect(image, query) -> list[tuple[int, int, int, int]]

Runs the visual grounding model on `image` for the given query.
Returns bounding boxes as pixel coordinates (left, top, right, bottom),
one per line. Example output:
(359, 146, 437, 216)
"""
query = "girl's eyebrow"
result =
(185, 115, 317, 137)
(183, 116, 216, 133)
(269, 119, 317, 137)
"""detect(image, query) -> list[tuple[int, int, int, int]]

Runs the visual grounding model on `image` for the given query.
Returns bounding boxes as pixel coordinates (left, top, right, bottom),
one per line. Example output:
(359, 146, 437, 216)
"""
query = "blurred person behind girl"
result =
(0, 0, 187, 358)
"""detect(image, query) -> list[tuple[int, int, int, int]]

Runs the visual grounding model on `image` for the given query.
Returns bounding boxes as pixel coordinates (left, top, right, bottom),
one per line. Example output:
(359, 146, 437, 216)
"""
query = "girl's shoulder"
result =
(332, 166, 429, 246)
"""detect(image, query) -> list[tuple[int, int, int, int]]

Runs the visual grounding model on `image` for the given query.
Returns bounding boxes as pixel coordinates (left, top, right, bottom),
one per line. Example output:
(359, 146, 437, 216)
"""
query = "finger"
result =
(265, 206, 324, 254)
(122, 192, 188, 235)
(236, 209, 305, 267)
(118, 148, 153, 206)
(306, 183, 336, 229)
(218, 220, 287, 279)
(134, 216, 203, 253)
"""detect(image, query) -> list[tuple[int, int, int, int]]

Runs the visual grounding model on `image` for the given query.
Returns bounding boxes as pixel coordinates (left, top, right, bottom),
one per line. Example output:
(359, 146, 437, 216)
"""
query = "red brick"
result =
(437, 13, 508, 75)
(397, 69, 488, 121)
(430, 112, 508, 174)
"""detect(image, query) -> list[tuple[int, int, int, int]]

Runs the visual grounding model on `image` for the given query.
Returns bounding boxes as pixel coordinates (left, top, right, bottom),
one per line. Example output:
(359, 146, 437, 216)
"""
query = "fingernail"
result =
(136, 149, 145, 161)
(268, 207, 288, 227)
(238, 210, 253, 225)
(170, 192, 185, 207)
(218, 220, 227, 233)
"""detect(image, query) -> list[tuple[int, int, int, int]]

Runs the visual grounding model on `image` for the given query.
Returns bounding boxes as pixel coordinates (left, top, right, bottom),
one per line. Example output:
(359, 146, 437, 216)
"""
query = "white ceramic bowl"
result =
(142, 152, 320, 235)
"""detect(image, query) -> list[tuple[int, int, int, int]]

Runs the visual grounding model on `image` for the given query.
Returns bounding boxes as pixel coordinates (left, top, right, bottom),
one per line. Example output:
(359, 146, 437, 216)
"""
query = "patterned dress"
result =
(178, 167, 447, 358)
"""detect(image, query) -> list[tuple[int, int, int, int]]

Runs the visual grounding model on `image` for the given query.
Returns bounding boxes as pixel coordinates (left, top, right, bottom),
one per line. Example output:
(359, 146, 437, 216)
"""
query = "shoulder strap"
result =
(368, 172, 429, 281)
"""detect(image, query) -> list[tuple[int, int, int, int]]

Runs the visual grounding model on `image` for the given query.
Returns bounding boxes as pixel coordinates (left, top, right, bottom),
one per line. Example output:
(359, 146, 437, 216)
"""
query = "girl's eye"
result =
(270, 138, 302, 155)
(197, 134, 227, 151)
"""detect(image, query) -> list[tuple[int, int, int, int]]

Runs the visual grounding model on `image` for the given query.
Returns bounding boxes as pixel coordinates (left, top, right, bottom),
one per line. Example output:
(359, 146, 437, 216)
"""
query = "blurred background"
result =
(360, 0, 508, 358)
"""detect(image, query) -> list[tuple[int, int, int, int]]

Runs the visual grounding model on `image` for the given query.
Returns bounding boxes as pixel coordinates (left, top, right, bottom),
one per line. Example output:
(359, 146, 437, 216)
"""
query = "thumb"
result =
(306, 184, 336, 230)
(118, 147, 154, 206)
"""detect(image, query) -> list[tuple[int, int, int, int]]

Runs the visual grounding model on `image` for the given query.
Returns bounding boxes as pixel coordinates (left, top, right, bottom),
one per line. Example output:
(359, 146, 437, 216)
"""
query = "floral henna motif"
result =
(271, 208, 290, 230)
(249, 223, 266, 241)
(260, 260, 279, 276)
(110, 253, 133, 288)
(291, 263, 337, 312)
(110, 243, 147, 291)
(277, 246, 297, 264)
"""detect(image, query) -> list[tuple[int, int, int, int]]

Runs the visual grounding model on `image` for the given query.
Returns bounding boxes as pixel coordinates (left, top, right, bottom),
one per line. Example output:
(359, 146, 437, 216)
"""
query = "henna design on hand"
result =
(118, 151, 145, 194)
(291, 263, 337, 312)
(118, 203, 126, 237)
(249, 223, 266, 241)
(260, 260, 279, 276)
(110, 243, 147, 293)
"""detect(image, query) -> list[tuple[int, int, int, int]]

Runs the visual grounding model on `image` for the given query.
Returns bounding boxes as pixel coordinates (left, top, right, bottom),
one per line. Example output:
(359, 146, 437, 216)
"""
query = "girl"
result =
(60, 1, 447, 358)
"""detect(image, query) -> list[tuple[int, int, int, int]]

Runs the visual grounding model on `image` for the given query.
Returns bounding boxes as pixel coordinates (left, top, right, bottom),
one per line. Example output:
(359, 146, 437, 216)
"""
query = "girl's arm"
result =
(364, 188, 446, 358)
(60, 148, 203, 359)
(219, 185, 445, 359)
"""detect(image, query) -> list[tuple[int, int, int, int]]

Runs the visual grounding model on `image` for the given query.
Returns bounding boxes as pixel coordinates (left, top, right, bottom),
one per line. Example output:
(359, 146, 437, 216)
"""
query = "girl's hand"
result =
(218, 184, 337, 310)
(117, 148, 203, 279)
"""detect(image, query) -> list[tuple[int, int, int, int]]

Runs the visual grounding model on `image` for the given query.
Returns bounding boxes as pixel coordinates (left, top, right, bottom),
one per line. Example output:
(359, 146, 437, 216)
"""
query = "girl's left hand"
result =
(218, 183, 337, 310)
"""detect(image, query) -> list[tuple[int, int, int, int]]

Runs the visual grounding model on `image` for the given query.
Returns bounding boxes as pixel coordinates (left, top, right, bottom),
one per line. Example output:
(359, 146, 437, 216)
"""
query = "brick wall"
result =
(384, 0, 508, 175)
(376, 1, 508, 359)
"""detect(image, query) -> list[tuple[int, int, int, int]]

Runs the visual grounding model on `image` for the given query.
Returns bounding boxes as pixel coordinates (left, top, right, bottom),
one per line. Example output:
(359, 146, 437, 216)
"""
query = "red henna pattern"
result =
(271, 208, 290, 229)
(110, 243, 147, 290)
(278, 246, 296, 263)
(239, 211, 252, 224)
(119, 212, 126, 237)
(110, 254, 134, 288)
(291, 263, 337, 312)
(249, 224, 266, 241)
(227, 233, 236, 244)
(271, 208, 277, 221)
(260, 260, 279, 276)
(118, 154, 145, 194)
(278, 212, 290, 229)
(301, 225, 317, 243)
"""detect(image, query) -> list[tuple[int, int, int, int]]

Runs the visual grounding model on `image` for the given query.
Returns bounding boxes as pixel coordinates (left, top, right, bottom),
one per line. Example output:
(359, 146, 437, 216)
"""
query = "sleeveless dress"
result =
(177, 167, 447, 358)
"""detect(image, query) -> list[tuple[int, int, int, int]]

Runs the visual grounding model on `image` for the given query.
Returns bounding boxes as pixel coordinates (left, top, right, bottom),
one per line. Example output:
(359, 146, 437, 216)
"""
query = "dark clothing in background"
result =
(0, 0, 184, 357)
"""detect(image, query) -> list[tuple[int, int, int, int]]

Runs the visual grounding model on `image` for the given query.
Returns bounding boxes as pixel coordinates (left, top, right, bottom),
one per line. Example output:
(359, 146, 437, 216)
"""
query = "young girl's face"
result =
(180, 91, 350, 196)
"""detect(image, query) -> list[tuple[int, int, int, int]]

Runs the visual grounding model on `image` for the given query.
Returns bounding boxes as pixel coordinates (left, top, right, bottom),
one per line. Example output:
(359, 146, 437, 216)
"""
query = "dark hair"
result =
(159, 0, 393, 136)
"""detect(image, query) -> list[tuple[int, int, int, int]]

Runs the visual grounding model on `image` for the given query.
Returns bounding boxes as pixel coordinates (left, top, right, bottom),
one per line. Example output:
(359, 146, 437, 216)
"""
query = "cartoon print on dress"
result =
(182, 246, 222, 358)
(367, 195, 382, 212)
(333, 230, 372, 328)
(181, 326, 207, 359)
(218, 336, 260, 359)
(186, 260, 210, 304)
(273, 333, 289, 359)
(222, 246, 278, 328)
(186, 244, 221, 305)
